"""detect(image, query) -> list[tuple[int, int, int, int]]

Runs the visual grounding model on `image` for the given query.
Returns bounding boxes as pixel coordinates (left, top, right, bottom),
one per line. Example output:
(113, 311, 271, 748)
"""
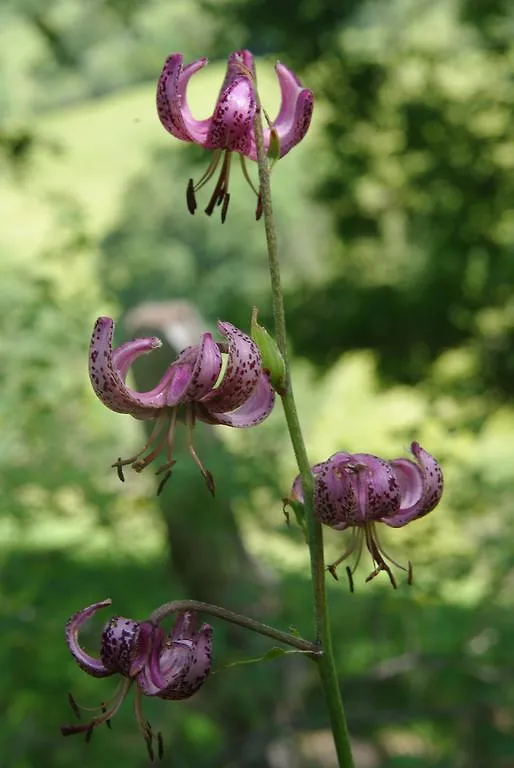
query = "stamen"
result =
(193, 150, 222, 192)
(112, 414, 168, 479)
(205, 150, 232, 221)
(345, 566, 354, 593)
(102, 703, 112, 729)
(364, 528, 397, 588)
(67, 692, 81, 719)
(61, 679, 132, 738)
(186, 179, 197, 215)
(157, 731, 164, 760)
(239, 154, 259, 196)
(157, 469, 172, 496)
(408, 560, 413, 585)
(186, 407, 215, 495)
(221, 193, 230, 223)
(326, 528, 361, 579)
(134, 686, 157, 761)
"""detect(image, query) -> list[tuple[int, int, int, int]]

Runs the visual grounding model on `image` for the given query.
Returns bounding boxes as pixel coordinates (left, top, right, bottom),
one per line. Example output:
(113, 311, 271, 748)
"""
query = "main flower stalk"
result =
(251, 78, 355, 766)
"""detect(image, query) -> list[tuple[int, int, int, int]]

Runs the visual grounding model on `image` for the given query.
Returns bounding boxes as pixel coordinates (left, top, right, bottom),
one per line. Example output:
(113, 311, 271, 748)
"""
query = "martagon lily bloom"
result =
(156, 49, 313, 221)
(62, 599, 212, 759)
(89, 316, 275, 495)
(290, 442, 444, 589)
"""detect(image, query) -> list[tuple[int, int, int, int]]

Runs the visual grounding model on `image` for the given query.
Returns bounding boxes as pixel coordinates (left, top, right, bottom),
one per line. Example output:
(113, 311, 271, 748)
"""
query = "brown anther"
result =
(157, 732, 164, 760)
(204, 469, 216, 497)
(407, 560, 413, 586)
(156, 470, 172, 496)
(101, 704, 112, 729)
(186, 178, 197, 215)
(327, 563, 339, 581)
(345, 566, 354, 593)
(85, 724, 94, 744)
(221, 192, 230, 223)
(113, 460, 125, 483)
(67, 692, 81, 719)
(144, 725, 155, 763)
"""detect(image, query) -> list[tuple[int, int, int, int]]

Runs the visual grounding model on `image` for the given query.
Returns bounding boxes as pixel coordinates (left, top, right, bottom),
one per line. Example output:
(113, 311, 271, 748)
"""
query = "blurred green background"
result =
(1, 0, 514, 766)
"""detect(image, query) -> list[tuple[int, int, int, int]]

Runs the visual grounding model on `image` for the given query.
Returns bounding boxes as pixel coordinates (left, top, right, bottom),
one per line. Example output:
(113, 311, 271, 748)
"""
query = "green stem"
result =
(252, 103, 355, 766)
(150, 599, 320, 655)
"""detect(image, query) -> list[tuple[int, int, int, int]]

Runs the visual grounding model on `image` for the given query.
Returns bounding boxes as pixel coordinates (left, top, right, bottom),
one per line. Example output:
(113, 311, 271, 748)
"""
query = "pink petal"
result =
(205, 51, 257, 153)
(89, 317, 179, 416)
(313, 453, 360, 530)
(385, 443, 443, 528)
(248, 62, 313, 160)
(200, 321, 262, 412)
(158, 624, 213, 701)
(201, 370, 275, 427)
(65, 599, 113, 678)
(184, 332, 222, 400)
(290, 461, 326, 505)
(156, 54, 211, 144)
(100, 616, 146, 676)
(349, 453, 401, 522)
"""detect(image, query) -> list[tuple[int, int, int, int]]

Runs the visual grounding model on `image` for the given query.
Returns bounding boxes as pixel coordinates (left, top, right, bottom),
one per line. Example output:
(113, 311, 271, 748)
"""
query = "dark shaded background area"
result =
(1, 0, 514, 766)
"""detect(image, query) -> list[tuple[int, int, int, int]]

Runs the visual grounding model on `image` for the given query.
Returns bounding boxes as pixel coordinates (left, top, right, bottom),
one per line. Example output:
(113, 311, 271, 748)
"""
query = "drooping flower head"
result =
(62, 599, 212, 759)
(290, 442, 443, 588)
(157, 50, 313, 220)
(89, 316, 275, 495)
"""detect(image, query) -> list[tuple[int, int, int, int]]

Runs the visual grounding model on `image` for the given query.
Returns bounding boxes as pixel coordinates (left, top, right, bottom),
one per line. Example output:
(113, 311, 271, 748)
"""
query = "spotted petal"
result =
(248, 62, 313, 160)
(65, 599, 113, 678)
(385, 442, 444, 528)
(161, 623, 213, 700)
(313, 453, 360, 530)
(100, 616, 152, 677)
(182, 332, 223, 400)
(201, 370, 275, 427)
(200, 321, 262, 412)
(156, 54, 210, 144)
(89, 317, 181, 417)
(348, 453, 401, 522)
(205, 50, 256, 154)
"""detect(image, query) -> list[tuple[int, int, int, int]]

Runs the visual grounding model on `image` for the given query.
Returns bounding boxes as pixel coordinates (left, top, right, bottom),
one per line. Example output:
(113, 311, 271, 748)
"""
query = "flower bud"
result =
(251, 308, 287, 394)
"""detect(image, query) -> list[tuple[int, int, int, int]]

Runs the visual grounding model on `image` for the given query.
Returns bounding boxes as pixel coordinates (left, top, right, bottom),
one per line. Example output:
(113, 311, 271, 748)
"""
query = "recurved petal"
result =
(158, 623, 213, 701)
(270, 63, 313, 158)
(184, 332, 223, 400)
(89, 317, 177, 416)
(247, 62, 313, 160)
(205, 50, 256, 153)
(202, 370, 275, 427)
(65, 599, 113, 678)
(386, 443, 443, 528)
(156, 54, 210, 144)
(200, 322, 262, 413)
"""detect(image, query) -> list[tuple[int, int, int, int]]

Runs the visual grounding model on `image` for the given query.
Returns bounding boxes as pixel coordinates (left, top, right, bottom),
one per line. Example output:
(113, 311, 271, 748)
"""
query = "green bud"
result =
(251, 307, 287, 395)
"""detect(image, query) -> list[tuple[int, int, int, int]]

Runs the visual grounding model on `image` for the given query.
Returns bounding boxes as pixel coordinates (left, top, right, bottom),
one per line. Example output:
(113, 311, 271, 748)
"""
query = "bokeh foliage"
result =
(1, 0, 514, 766)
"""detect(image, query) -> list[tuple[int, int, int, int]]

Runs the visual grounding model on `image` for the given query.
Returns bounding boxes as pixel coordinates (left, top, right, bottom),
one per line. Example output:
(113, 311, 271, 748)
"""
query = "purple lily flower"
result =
(290, 442, 443, 588)
(62, 599, 212, 759)
(156, 49, 313, 220)
(89, 316, 275, 494)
